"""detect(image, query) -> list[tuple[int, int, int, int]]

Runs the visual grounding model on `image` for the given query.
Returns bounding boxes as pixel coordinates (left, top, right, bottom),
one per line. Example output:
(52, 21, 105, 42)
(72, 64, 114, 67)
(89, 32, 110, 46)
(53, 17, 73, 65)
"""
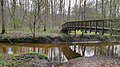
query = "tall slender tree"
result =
(96, 0, 98, 19)
(1, 0, 6, 34)
(83, 0, 86, 20)
(68, 0, 71, 20)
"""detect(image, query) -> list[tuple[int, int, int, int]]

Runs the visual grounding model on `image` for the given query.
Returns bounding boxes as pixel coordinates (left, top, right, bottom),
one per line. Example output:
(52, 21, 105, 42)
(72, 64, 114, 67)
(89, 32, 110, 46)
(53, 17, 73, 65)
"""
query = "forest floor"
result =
(0, 32, 120, 44)
(60, 56, 120, 67)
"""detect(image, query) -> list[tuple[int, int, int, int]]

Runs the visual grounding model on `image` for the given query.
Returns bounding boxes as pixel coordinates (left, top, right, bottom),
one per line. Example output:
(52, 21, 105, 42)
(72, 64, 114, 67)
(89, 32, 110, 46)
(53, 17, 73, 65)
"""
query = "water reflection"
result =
(7, 48, 13, 54)
(61, 46, 82, 60)
(0, 43, 120, 63)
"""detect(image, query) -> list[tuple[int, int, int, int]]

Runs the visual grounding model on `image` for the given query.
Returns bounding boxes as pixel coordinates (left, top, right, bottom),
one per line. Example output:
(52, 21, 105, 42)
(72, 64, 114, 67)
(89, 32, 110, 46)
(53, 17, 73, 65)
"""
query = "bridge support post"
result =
(110, 21, 113, 36)
(77, 22, 79, 30)
(81, 22, 83, 31)
(85, 22, 87, 33)
(81, 31, 84, 36)
(95, 21, 97, 34)
(81, 22, 84, 36)
(102, 21, 104, 35)
(89, 22, 91, 33)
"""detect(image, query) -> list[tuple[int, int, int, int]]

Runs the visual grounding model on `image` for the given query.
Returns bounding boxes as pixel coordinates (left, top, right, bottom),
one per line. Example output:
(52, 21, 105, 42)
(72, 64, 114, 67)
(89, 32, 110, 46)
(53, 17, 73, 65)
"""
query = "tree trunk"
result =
(68, 0, 71, 21)
(96, 0, 98, 19)
(51, 0, 54, 27)
(75, 0, 78, 20)
(84, 0, 87, 33)
(101, 0, 105, 19)
(79, 0, 82, 20)
(1, 0, 6, 34)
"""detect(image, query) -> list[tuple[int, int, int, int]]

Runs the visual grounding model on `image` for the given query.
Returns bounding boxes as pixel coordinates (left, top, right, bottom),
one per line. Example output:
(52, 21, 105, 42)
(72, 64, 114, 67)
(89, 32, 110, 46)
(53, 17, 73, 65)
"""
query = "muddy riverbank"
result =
(60, 56, 120, 67)
(1, 53, 120, 67)
(0, 33, 120, 44)
(0, 53, 60, 67)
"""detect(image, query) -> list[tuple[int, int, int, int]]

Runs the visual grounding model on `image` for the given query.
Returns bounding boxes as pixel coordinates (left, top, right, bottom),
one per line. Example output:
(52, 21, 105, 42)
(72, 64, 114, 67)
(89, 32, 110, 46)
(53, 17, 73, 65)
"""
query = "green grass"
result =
(70, 30, 97, 35)
(69, 30, 118, 36)
(0, 27, 119, 37)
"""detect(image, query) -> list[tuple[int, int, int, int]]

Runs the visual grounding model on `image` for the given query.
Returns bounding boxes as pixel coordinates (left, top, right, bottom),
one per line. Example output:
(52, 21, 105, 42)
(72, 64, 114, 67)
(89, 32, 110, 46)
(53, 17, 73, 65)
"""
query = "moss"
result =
(16, 52, 47, 60)
(0, 53, 47, 67)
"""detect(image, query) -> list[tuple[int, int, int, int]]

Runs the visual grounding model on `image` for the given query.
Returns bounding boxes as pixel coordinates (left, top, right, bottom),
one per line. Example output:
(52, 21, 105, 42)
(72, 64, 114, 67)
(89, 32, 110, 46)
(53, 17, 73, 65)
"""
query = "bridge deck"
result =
(61, 19, 120, 35)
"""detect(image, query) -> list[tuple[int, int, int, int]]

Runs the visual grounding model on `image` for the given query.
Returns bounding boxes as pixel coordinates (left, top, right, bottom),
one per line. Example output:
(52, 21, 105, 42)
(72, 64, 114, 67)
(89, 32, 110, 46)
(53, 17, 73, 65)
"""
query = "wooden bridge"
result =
(61, 19, 120, 35)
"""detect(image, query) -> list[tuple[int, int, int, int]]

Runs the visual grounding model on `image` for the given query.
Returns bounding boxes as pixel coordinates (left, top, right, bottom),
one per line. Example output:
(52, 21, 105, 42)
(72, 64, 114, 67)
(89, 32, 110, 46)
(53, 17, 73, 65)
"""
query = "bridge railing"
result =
(61, 19, 120, 35)
(62, 19, 120, 29)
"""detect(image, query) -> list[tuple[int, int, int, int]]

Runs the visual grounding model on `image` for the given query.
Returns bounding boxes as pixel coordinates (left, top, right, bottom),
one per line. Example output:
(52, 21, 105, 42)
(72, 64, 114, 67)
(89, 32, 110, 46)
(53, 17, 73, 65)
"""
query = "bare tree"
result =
(62, 0, 66, 22)
(1, 0, 6, 34)
(67, 0, 71, 20)
(74, 0, 78, 20)
(101, 0, 105, 19)
(78, 0, 82, 20)
(96, 0, 98, 19)
(59, 0, 63, 17)
(50, 0, 54, 27)
(11, 0, 16, 29)
(83, 0, 86, 20)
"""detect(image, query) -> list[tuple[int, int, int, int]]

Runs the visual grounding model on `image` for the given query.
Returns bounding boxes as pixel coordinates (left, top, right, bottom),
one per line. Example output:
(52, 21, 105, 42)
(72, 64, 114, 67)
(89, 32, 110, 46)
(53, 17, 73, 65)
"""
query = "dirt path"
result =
(60, 56, 120, 67)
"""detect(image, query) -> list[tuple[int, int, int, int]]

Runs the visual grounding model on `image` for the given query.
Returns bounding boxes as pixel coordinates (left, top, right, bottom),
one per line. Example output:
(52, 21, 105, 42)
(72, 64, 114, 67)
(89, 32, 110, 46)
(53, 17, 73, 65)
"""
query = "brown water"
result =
(0, 43, 120, 63)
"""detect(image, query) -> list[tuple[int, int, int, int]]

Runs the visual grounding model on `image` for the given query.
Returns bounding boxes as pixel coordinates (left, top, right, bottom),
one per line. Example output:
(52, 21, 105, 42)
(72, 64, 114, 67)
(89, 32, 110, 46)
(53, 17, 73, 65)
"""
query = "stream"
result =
(0, 42, 120, 63)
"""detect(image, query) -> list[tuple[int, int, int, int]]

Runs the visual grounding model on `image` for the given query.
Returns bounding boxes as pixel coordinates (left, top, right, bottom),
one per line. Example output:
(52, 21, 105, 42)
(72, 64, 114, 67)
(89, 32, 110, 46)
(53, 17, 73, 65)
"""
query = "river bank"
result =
(0, 42, 120, 67)
(0, 33, 120, 44)
(1, 53, 120, 67)
(60, 56, 120, 67)
(0, 53, 60, 67)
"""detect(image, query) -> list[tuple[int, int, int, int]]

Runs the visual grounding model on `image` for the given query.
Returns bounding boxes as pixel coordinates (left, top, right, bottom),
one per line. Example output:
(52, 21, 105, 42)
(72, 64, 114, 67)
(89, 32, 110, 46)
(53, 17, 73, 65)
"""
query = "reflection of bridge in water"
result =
(0, 43, 120, 63)
(61, 46, 81, 60)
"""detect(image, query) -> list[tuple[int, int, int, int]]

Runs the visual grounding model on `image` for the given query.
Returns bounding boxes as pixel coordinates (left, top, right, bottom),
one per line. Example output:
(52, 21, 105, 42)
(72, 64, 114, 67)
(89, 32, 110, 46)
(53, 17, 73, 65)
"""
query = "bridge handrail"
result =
(62, 19, 120, 29)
